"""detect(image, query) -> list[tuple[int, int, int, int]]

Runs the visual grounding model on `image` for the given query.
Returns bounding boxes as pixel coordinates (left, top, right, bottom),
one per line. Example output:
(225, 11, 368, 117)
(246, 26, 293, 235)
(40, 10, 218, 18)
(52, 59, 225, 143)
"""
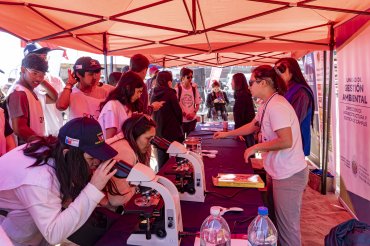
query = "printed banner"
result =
(338, 25, 370, 201)
(303, 53, 320, 166)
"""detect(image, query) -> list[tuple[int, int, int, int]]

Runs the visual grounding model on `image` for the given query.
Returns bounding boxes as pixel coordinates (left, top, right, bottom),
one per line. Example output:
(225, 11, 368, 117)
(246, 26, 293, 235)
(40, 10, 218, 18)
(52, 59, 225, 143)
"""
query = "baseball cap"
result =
(24, 43, 53, 56)
(149, 66, 159, 75)
(22, 53, 48, 73)
(73, 57, 104, 71)
(58, 117, 117, 161)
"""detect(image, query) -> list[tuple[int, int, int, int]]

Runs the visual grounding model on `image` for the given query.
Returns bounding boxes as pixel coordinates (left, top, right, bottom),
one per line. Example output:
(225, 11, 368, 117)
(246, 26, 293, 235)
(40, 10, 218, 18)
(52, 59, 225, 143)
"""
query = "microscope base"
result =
(127, 233, 181, 246)
(179, 192, 205, 202)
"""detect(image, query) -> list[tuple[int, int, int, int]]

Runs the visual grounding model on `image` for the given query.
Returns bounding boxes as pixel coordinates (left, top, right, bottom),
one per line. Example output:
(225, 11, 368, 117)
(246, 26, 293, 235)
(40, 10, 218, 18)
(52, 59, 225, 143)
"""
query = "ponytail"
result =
(252, 65, 287, 95)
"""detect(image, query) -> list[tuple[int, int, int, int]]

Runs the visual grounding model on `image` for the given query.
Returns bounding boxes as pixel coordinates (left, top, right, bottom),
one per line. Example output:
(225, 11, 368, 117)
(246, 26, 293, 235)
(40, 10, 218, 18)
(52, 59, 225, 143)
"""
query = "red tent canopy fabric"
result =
(0, 0, 369, 66)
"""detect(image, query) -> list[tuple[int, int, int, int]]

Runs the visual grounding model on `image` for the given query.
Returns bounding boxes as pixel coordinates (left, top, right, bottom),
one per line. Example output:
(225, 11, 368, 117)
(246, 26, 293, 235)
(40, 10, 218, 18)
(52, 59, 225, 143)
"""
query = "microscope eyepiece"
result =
(112, 160, 133, 179)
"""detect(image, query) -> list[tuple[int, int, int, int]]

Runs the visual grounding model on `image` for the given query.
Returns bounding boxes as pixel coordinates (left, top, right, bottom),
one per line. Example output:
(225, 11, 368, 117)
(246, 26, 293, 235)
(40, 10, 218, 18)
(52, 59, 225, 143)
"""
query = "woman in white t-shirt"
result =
(214, 65, 308, 246)
(98, 71, 145, 139)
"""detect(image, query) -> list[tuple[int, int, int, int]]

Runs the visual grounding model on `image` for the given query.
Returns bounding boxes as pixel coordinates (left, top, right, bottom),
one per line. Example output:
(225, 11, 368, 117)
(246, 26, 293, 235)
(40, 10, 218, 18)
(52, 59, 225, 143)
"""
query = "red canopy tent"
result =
(0, 0, 369, 67)
(0, 0, 369, 196)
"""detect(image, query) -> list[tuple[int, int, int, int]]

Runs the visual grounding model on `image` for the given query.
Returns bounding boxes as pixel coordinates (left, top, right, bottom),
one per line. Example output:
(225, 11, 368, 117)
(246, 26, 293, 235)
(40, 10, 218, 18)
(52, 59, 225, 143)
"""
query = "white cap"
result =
(210, 206, 221, 216)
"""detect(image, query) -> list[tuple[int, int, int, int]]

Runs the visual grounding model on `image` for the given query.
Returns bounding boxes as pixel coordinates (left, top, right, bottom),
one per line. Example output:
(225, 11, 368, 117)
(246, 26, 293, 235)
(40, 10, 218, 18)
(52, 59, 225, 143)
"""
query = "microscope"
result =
(113, 160, 183, 245)
(151, 136, 206, 203)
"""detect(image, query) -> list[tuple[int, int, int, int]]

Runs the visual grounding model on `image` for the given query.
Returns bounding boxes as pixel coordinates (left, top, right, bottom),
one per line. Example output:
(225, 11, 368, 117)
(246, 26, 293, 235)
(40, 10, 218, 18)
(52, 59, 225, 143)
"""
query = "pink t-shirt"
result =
(176, 84, 201, 122)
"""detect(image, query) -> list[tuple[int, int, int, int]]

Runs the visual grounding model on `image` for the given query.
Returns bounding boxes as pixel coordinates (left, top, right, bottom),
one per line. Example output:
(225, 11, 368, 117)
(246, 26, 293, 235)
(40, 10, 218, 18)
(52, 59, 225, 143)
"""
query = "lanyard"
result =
(257, 92, 278, 143)
(260, 92, 278, 126)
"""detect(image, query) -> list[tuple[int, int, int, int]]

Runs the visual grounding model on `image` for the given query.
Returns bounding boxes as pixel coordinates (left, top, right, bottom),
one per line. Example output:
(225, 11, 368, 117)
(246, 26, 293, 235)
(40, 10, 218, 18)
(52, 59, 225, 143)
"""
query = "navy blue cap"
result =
(24, 43, 53, 56)
(73, 57, 104, 71)
(58, 117, 117, 161)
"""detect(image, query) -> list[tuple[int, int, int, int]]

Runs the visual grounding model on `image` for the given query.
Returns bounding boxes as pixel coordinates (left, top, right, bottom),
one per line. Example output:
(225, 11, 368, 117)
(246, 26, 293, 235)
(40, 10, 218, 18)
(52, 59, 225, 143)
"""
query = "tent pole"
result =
(110, 56, 114, 74)
(322, 24, 335, 194)
(103, 32, 108, 83)
(321, 50, 327, 195)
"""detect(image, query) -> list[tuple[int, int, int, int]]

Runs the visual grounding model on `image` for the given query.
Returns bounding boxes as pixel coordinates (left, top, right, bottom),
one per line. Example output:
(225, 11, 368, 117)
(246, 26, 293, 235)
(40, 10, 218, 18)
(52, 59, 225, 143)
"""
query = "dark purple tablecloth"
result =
(96, 126, 263, 246)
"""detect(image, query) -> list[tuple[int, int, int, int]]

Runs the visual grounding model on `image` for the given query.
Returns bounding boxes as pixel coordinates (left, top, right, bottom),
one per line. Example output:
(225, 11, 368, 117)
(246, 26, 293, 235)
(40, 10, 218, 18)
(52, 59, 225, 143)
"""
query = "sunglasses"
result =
(26, 68, 45, 78)
(186, 75, 193, 79)
(249, 79, 262, 87)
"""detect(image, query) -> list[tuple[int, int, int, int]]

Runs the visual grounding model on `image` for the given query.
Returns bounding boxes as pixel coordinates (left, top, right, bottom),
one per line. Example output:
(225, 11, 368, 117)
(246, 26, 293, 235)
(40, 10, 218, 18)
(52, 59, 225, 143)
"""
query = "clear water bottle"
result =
(200, 206, 231, 246)
(247, 206, 278, 246)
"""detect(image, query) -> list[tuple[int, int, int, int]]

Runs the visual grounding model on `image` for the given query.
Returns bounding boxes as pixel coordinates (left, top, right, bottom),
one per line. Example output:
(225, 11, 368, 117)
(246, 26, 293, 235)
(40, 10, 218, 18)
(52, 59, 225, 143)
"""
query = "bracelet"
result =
(64, 85, 72, 91)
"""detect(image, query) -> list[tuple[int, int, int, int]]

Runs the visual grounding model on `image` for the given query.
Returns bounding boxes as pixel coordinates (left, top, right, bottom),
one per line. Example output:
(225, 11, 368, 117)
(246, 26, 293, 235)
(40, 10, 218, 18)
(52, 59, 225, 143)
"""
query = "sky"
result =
(0, 31, 130, 85)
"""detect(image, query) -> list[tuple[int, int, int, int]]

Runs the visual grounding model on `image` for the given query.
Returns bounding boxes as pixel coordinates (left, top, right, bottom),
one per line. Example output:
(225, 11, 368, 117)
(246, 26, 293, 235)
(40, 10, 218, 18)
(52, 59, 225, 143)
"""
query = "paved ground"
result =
(301, 186, 353, 246)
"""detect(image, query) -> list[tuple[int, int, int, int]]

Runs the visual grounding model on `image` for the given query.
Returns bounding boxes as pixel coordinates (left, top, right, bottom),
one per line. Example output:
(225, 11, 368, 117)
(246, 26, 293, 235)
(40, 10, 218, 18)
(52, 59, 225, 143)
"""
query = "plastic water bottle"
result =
(247, 206, 278, 246)
(200, 206, 231, 246)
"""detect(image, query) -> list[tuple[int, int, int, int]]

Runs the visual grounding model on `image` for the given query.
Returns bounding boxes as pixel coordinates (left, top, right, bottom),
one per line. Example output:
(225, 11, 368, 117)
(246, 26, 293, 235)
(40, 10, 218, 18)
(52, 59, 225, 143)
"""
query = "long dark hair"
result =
(100, 71, 144, 112)
(232, 73, 250, 99)
(252, 65, 287, 95)
(122, 113, 156, 165)
(156, 71, 172, 87)
(24, 136, 120, 204)
(276, 57, 315, 123)
(275, 58, 310, 88)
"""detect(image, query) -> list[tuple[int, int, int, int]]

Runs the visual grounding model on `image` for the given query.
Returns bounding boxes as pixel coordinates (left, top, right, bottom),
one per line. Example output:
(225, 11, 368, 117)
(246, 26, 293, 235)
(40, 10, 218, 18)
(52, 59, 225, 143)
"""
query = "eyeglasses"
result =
(249, 79, 262, 87)
(25, 68, 45, 78)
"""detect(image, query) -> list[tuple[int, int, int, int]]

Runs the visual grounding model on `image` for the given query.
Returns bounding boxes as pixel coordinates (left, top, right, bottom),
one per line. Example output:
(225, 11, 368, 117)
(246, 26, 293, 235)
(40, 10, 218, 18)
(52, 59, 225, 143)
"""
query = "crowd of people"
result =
(0, 43, 314, 246)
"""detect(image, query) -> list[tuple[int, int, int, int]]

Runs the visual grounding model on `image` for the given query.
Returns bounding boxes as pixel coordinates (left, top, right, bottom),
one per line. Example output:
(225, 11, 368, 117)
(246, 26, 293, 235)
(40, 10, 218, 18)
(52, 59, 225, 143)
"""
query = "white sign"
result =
(338, 25, 370, 201)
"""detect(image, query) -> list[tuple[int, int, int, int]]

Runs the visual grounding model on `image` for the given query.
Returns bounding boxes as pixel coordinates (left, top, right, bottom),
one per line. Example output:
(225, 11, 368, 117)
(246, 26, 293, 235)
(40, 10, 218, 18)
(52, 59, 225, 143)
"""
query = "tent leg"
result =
(110, 56, 114, 74)
(103, 32, 108, 83)
(321, 51, 327, 195)
(321, 24, 335, 194)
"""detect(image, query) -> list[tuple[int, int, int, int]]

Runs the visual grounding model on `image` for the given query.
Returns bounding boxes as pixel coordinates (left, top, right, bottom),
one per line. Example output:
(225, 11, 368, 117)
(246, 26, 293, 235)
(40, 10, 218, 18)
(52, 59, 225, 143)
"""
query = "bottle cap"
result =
(210, 206, 221, 216)
(258, 206, 268, 216)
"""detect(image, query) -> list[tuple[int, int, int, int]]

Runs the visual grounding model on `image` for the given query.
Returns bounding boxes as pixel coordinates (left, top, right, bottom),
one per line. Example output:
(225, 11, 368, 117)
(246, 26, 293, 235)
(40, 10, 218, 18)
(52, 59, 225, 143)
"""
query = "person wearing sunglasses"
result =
(215, 65, 308, 246)
(6, 54, 57, 145)
(0, 117, 118, 245)
(275, 57, 315, 156)
(176, 67, 202, 136)
(23, 43, 65, 137)
(150, 71, 184, 169)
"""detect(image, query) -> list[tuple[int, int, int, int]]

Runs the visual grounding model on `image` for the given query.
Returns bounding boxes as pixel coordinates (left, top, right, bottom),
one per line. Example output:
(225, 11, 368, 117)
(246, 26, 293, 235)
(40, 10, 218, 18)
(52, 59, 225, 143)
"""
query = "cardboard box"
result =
(308, 169, 334, 192)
